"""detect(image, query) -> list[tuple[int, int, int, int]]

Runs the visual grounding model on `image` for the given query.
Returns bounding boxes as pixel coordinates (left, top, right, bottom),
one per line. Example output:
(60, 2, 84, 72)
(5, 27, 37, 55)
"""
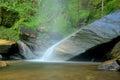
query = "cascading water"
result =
(40, 37, 68, 61)
(17, 41, 35, 59)
(40, 42, 61, 61)
(30, 29, 81, 62)
(31, 36, 69, 62)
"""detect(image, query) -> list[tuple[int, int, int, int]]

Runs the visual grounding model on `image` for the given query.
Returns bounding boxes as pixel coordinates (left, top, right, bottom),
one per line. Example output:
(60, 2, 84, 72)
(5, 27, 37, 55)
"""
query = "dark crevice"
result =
(69, 36, 120, 62)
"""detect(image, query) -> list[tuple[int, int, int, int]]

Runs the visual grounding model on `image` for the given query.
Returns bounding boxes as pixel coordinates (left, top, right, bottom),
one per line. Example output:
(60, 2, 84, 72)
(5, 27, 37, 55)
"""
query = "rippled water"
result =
(0, 61, 120, 80)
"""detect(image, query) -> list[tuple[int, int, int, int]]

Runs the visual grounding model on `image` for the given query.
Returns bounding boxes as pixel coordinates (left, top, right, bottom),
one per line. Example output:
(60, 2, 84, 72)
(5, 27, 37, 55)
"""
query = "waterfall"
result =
(33, 36, 69, 62)
(40, 39, 65, 61)
(29, 29, 81, 62)
(17, 40, 35, 59)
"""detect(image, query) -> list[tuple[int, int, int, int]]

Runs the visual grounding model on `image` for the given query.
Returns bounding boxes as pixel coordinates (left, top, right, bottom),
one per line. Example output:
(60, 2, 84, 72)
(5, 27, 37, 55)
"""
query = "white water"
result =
(17, 41, 34, 59)
(28, 39, 67, 62)
(40, 41, 62, 61)
(35, 36, 69, 61)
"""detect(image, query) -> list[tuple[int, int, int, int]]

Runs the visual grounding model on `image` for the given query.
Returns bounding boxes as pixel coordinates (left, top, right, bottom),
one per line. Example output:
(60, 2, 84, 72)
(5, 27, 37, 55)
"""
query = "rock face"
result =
(98, 40, 120, 71)
(110, 41, 120, 61)
(20, 25, 37, 41)
(47, 9, 120, 61)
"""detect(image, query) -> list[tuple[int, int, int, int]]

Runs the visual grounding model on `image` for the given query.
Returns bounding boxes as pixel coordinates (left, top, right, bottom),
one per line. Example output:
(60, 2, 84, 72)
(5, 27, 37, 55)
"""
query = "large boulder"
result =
(45, 9, 120, 61)
(0, 39, 18, 59)
(0, 39, 16, 53)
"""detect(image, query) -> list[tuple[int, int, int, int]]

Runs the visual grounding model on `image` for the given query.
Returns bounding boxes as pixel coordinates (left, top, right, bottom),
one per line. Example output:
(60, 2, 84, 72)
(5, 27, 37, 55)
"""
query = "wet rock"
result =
(20, 25, 36, 41)
(0, 61, 7, 68)
(48, 9, 120, 61)
(98, 59, 120, 71)
(17, 40, 36, 59)
(0, 39, 18, 59)
(110, 40, 120, 61)
(99, 40, 120, 71)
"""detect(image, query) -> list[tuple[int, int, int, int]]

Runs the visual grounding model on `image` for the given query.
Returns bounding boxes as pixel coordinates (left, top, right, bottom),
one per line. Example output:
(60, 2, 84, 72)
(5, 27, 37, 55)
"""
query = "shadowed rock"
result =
(110, 40, 120, 61)
(0, 39, 17, 59)
(98, 40, 120, 71)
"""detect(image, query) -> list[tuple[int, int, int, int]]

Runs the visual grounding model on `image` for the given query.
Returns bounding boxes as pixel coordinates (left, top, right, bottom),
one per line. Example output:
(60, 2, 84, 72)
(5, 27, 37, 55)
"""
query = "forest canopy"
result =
(0, 0, 120, 41)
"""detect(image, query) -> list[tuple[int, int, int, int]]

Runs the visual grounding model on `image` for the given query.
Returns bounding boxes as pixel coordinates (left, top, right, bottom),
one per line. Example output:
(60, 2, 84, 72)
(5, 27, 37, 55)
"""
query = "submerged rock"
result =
(47, 9, 120, 61)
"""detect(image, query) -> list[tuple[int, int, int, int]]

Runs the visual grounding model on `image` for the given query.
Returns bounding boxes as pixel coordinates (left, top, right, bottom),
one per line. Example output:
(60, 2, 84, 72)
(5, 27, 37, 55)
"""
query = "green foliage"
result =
(0, 26, 19, 41)
(0, 0, 38, 41)
(0, 0, 120, 40)
(104, 0, 120, 14)
(0, 0, 38, 28)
